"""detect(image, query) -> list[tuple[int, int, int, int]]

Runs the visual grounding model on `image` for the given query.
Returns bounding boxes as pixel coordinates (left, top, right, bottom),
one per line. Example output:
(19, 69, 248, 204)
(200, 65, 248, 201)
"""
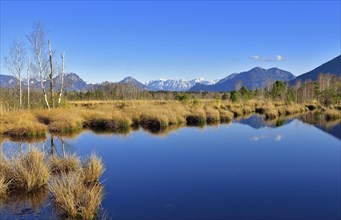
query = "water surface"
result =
(1, 114, 340, 219)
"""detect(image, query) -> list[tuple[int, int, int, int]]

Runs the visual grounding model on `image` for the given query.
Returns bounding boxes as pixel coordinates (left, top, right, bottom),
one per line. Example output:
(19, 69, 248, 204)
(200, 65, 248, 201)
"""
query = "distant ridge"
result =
(291, 55, 341, 84)
(119, 76, 148, 90)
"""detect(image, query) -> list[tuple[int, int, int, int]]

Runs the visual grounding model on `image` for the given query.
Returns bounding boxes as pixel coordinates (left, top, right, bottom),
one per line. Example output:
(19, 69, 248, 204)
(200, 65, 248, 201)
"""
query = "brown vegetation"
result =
(0, 147, 104, 219)
(0, 100, 340, 138)
(49, 172, 103, 219)
(5, 148, 49, 192)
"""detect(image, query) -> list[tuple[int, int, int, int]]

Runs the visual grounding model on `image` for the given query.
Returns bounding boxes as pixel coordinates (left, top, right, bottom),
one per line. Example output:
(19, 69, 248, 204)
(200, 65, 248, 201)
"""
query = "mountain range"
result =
(189, 67, 295, 92)
(146, 78, 217, 91)
(1, 55, 340, 92)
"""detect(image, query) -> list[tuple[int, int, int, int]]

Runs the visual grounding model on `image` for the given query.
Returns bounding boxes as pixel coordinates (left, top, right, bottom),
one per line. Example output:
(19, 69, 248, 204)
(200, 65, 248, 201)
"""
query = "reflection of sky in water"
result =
(1, 118, 340, 220)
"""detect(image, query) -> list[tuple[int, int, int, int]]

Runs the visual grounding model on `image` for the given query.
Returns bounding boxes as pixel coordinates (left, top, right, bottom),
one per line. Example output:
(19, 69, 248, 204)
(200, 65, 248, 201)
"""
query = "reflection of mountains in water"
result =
(235, 113, 341, 140)
(235, 114, 293, 129)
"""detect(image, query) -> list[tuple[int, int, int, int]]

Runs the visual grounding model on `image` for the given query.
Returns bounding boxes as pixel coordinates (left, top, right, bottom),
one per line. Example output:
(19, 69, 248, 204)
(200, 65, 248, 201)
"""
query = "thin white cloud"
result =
(275, 134, 283, 141)
(250, 134, 284, 142)
(250, 55, 285, 62)
(250, 134, 268, 141)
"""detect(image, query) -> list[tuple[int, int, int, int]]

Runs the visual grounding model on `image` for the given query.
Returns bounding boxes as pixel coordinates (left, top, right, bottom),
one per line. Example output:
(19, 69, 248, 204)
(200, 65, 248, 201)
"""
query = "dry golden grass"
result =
(49, 154, 82, 174)
(255, 105, 279, 120)
(242, 105, 255, 115)
(0, 174, 9, 198)
(0, 111, 47, 138)
(49, 172, 103, 219)
(0, 100, 330, 138)
(35, 109, 83, 132)
(0, 147, 105, 219)
(5, 148, 50, 192)
(204, 106, 220, 123)
(186, 107, 206, 125)
(83, 111, 132, 132)
(83, 154, 104, 184)
(284, 104, 306, 115)
(218, 109, 233, 122)
(227, 105, 242, 117)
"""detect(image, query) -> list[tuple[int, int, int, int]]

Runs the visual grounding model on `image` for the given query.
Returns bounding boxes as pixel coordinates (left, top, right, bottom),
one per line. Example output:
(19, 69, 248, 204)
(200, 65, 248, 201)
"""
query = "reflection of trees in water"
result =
(236, 112, 340, 130)
(298, 111, 341, 140)
(299, 111, 341, 129)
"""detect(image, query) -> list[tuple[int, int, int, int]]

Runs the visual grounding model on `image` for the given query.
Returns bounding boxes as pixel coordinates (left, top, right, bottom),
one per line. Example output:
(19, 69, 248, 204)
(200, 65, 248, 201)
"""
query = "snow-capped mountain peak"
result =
(146, 78, 218, 91)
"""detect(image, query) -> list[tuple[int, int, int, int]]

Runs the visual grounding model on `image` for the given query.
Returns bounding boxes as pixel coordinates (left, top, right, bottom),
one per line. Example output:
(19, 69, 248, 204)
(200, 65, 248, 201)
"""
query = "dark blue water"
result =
(1, 115, 340, 219)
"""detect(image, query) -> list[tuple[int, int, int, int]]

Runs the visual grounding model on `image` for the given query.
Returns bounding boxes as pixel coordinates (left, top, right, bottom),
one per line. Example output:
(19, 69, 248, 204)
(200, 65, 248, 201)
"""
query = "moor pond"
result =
(0, 113, 340, 219)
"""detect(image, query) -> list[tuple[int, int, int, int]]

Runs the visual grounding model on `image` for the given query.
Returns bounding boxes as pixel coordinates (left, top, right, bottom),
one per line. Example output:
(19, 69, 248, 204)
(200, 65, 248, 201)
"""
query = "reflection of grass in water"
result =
(8, 135, 47, 143)
(91, 126, 131, 136)
(324, 109, 341, 121)
(4, 186, 49, 214)
(142, 124, 185, 136)
(300, 111, 341, 129)
(52, 129, 83, 139)
(275, 119, 285, 127)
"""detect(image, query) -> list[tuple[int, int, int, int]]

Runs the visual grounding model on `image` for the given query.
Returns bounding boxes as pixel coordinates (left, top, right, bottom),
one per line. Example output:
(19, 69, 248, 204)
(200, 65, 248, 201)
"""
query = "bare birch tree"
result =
(26, 22, 50, 110)
(4, 39, 26, 110)
(57, 52, 65, 106)
(27, 57, 31, 108)
(48, 40, 55, 108)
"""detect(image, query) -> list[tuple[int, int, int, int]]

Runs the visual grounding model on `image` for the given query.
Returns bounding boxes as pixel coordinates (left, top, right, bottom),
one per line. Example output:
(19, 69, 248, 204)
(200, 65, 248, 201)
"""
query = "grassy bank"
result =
(1, 100, 340, 138)
(0, 148, 104, 219)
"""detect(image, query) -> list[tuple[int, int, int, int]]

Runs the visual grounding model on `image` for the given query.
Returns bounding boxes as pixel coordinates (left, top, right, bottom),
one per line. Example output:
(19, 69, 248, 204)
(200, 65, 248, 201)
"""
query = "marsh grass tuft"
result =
(0, 174, 9, 198)
(5, 148, 50, 192)
(49, 154, 81, 174)
(49, 172, 103, 219)
(0, 147, 105, 219)
(83, 154, 104, 184)
(256, 105, 279, 119)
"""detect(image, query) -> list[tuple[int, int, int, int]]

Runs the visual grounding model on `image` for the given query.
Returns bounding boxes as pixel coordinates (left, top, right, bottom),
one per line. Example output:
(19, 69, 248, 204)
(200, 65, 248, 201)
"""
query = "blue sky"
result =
(1, 1, 340, 83)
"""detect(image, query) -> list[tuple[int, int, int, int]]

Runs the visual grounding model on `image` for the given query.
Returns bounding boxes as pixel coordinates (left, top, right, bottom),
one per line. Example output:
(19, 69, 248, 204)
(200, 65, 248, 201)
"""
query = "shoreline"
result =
(1, 100, 340, 139)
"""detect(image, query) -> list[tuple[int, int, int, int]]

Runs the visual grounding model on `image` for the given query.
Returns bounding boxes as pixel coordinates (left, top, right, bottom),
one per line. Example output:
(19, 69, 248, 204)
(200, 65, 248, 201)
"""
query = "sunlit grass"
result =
(49, 154, 81, 174)
(5, 148, 50, 192)
(49, 172, 103, 219)
(0, 100, 337, 138)
(0, 147, 105, 219)
(83, 154, 104, 184)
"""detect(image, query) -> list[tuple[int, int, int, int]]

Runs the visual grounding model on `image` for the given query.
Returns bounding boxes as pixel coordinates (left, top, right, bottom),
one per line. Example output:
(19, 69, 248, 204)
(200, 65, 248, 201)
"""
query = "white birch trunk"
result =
(27, 57, 30, 109)
(58, 52, 65, 106)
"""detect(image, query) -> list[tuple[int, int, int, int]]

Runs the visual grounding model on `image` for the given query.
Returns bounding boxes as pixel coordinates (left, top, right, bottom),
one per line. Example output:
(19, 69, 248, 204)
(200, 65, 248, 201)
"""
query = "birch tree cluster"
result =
(4, 22, 65, 110)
